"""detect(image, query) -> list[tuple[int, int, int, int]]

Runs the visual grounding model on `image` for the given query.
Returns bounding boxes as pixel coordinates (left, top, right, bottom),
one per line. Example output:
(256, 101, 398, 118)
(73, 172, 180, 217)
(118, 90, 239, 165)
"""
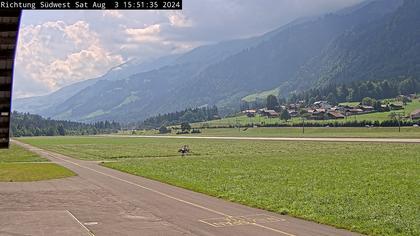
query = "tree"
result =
(46, 127, 58, 136)
(266, 95, 279, 110)
(57, 125, 65, 136)
(159, 126, 170, 134)
(280, 110, 291, 122)
(10, 111, 121, 137)
(373, 100, 382, 111)
(181, 122, 191, 132)
(327, 92, 337, 105)
(388, 112, 398, 120)
(362, 97, 376, 106)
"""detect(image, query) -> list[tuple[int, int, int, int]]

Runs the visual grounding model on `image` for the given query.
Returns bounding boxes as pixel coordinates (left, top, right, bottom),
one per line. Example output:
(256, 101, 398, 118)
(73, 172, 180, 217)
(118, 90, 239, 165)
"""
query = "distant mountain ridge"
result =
(14, 0, 417, 123)
(293, 0, 418, 89)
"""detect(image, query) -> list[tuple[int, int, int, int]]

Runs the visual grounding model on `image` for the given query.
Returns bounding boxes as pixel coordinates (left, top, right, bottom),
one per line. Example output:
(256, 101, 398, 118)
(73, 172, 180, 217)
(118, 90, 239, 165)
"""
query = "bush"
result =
(191, 129, 202, 134)
(159, 126, 171, 134)
(176, 131, 190, 135)
(181, 122, 191, 132)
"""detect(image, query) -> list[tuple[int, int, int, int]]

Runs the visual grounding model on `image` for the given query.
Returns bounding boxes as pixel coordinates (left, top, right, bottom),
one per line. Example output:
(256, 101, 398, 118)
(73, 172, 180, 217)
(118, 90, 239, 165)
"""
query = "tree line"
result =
(11, 111, 121, 137)
(240, 77, 419, 110)
(138, 106, 220, 129)
(289, 77, 419, 105)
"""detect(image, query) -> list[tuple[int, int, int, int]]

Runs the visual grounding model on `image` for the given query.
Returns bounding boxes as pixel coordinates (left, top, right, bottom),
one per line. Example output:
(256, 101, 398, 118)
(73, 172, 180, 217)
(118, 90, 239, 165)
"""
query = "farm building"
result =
(327, 112, 345, 119)
(242, 109, 257, 117)
(259, 109, 279, 118)
(411, 109, 420, 120)
(389, 103, 404, 110)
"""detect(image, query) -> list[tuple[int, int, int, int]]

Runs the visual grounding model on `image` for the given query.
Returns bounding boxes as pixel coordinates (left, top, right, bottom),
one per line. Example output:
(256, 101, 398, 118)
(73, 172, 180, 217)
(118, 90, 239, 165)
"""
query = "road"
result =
(5, 140, 361, 236)
(103, 134, 420, 143)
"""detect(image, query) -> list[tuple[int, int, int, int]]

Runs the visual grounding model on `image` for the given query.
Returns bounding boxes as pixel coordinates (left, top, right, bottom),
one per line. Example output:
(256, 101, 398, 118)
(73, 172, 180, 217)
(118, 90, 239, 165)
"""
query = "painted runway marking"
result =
(15, 141, 297, 236)
(199, 214, 286, 227)
(66, 210, 95, 236)
(84, 222, 98, 226)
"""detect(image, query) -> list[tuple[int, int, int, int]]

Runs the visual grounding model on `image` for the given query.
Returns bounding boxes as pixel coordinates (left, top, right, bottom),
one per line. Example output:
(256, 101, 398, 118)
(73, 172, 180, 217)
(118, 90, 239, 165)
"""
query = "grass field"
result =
(19, 136, 420, 236)
(0, 144, 48, 163)
(0, 144, 75, 182)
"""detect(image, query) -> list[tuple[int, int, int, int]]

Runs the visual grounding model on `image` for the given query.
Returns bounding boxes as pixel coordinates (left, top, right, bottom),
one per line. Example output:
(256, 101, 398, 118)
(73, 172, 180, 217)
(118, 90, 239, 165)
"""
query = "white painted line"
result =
(84, 222, 98, 226)
(66, 210, 95, 236)
(253, 223, 296, 236)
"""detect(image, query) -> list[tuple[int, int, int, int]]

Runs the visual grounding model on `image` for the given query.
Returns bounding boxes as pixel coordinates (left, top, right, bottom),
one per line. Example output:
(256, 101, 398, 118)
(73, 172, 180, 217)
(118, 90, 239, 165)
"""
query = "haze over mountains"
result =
(13, 0, 419, 123)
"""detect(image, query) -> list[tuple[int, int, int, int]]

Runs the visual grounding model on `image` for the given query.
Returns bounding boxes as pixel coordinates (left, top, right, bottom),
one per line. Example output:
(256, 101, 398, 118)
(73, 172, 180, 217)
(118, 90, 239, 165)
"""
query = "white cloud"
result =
(125, 24, 162, 43)
(168, 12, 193, 28)
(15, 20, 123, 97)
(102, 10, 123, 19)
(40, 45, 123, 89)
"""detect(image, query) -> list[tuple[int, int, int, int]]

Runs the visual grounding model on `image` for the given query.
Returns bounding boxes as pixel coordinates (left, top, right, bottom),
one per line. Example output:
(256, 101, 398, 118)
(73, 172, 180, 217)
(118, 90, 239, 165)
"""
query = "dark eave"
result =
(0, 10, 21, 148)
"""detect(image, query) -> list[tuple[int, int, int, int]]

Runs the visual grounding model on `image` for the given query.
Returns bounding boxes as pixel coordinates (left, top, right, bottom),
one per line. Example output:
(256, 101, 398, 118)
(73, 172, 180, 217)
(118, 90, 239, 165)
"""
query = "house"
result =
(329, 106, 340, 112)
(266, 110, 279, 118)
(346, 108, 364, 115)
(315, 108, 326, 113)
(313, 101, 332, 109)
(397, 95, 412, 102)
(306, 109, 315, 114)
(287, 110, 298, 117)
(327, 112, 345, 120)
(309, 109, 326, 120)
(260, 109, 279, 118)
(411, 109, 420, 120)
(389, 103, 404, 110)
(288, 104, 301, 110)
(360, 105, 374, 112)
(242, 109, 257, 117)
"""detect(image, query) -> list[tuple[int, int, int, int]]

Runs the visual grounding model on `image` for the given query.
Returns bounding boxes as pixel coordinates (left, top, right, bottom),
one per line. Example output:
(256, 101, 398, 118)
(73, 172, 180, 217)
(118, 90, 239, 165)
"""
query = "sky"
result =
(13, 0, 364, 98)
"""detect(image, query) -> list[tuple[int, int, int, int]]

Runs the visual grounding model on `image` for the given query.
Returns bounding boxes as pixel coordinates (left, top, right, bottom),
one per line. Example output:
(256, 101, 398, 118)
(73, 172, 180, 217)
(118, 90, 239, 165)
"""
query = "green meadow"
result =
(19, 136, 420, 236)
(0, 144, 75, 182)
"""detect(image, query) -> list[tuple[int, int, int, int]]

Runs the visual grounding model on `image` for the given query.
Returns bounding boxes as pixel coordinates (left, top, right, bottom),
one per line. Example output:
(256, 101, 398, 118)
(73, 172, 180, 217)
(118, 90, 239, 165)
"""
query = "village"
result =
(242, 94, 420, 121)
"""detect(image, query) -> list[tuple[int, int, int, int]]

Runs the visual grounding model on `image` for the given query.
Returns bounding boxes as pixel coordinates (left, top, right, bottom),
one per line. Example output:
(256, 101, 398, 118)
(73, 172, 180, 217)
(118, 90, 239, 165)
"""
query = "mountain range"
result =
(13, 0, 419, 123)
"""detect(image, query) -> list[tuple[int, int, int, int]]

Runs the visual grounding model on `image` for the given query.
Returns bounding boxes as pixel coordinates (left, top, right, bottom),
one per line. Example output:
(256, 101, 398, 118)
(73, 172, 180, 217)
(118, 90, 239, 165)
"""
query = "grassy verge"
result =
(0, 163, 75, 182)
(0, 144, 75, 182)
(19, 136, 420, 236)
(0, 144, 48, 163)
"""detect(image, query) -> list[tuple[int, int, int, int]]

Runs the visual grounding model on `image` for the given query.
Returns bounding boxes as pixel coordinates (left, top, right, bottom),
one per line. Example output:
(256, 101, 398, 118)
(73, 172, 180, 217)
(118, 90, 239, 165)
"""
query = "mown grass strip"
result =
(0, 163, 75, 182)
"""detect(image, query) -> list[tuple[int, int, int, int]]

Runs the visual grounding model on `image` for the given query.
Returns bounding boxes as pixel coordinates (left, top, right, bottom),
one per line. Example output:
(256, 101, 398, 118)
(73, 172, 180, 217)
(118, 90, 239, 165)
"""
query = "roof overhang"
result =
(0, 10, 21, 148)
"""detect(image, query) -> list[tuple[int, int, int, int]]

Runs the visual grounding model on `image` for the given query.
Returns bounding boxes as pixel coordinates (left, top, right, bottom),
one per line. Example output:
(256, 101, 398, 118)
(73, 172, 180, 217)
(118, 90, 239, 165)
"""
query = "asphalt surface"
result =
(6, 140, 362, 236)
(103, 135, 420, 143)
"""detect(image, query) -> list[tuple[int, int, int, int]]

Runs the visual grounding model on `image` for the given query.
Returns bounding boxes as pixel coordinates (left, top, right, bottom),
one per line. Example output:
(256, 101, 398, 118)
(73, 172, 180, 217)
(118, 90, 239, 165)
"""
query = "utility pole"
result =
(302, 117, 305, 134)
(236, 117, 240, 132)
(397, 112, 403, 133)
